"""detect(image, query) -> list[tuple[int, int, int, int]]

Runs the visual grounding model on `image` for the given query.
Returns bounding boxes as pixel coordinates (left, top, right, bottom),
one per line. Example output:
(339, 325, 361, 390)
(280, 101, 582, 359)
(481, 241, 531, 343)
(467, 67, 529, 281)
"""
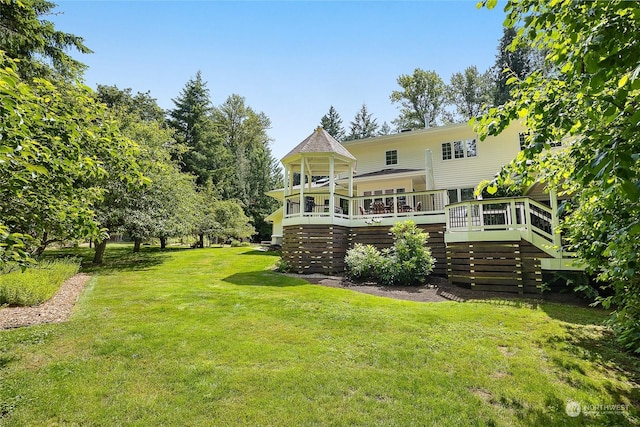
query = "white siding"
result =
(343, 123, 524, 192)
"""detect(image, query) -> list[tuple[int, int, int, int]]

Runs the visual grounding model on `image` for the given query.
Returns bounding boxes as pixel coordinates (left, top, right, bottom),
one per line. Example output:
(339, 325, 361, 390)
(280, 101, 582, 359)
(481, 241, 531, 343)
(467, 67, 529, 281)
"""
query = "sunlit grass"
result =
(0, 245, 638, 426)
(0, 258, 80, 306)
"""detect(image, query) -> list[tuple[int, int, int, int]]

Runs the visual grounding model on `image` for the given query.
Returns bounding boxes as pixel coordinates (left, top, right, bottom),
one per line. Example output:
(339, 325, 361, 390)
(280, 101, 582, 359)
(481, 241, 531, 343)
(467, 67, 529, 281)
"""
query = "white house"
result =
(267, 123, 580, 293)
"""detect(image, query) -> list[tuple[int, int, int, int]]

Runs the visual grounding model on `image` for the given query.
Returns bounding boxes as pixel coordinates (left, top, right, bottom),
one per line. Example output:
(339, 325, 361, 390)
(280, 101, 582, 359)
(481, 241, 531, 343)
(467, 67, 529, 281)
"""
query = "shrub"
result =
(0, 258, 80, 306)
(344, 221, 436, 286)
(345, 243, 383, 281)
(274, 258, 291, 273)
(384, 221, 435, 285)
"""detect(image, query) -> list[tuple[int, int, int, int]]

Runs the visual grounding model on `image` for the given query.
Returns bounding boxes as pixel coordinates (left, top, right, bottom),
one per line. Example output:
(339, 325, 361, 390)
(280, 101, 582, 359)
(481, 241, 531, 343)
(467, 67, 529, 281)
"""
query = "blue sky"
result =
(53, 1, 507, 160)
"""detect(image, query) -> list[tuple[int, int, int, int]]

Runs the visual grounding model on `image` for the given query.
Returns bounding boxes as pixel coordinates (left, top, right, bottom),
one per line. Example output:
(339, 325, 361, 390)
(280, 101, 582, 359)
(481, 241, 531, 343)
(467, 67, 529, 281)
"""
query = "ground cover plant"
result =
(0, 245, 638, 425)
(0, 258, 80, 306)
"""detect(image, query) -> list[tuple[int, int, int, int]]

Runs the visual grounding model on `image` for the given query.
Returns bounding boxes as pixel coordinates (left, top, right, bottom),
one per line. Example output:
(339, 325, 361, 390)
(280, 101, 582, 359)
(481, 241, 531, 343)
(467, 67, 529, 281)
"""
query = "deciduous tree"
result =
(476, 0, 640, 352)
(0, 54, 143, 266)
(390, 68, 447, 129)
(448, 65, 494, 122)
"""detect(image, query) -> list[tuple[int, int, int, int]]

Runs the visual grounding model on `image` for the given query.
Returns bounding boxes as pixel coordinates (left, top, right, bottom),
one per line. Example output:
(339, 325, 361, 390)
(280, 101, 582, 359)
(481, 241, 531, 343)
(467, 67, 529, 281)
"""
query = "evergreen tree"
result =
(378, 121, 392, 136)
(320, 106, 346, 141)
(346, 104, 379, 140)
(212, 94, 281, 241)
(492, 27, 537, 106)
(0, 0, 92, 80)
(167, 72, 229, 187)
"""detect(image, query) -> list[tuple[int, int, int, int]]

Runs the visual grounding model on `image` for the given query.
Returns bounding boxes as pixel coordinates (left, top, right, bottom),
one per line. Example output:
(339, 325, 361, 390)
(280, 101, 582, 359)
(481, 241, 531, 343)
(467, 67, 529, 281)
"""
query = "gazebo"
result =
(281, 127, 356, 220)
(279, 127, 357, 273)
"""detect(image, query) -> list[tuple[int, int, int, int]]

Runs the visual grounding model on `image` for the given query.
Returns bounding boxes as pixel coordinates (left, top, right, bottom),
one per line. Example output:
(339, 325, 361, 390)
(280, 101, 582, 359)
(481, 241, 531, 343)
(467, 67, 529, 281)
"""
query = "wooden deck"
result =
(280, 196, 581, 292)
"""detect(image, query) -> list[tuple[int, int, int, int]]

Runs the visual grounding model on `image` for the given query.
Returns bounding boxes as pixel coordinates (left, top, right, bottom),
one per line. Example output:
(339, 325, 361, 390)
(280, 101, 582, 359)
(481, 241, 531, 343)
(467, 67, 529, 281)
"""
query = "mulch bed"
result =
(291, 273, 589, 306)
(0, 274, 92, 330)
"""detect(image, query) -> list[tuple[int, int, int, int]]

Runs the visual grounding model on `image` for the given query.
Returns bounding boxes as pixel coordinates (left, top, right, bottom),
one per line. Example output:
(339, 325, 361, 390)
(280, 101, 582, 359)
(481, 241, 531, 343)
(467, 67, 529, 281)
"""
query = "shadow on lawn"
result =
(46, 245, 191, 275)
(239, 249, 281, 257)
(222, 271, 307, 287)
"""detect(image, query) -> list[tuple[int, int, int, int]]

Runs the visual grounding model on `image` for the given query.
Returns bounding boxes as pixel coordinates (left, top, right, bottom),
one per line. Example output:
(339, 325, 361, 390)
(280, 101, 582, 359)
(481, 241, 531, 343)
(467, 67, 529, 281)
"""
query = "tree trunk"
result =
(93, 239, 108, 264)
(199, 233, 204, 248)
(133, 238, 142, 253)
(160, 236, 167, 249)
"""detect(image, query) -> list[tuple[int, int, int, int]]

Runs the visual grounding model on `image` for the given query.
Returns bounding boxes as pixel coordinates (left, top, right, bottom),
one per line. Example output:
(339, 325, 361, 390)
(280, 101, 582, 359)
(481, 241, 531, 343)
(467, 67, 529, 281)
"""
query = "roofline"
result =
(341, 122, 471, 147)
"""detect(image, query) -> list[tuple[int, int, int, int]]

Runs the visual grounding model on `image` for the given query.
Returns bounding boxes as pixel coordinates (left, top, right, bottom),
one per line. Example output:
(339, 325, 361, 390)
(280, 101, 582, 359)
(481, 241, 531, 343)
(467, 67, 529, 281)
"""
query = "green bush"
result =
(0, 258, 80, 306)
(274, 258, 291, 273)
(345, 221, 435, 286)
(345, 244, 383, 281)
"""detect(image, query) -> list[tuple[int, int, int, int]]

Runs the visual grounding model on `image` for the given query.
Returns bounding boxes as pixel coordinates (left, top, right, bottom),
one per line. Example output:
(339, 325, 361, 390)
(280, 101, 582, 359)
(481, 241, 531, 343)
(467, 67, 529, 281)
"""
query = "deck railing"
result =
(283, 189, 449, 220)
(445, 197, 558, 249)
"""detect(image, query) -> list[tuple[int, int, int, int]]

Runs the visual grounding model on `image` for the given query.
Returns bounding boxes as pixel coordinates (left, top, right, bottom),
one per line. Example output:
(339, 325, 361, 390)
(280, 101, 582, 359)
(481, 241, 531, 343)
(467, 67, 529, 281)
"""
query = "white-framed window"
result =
(385, 150, 398, 165)
(466, 139, 477, 157)
(442, 143, 452, 160)
(442, 139, 477, 160)
(447, 188, 476, 204)
(519, 132, 529, 150)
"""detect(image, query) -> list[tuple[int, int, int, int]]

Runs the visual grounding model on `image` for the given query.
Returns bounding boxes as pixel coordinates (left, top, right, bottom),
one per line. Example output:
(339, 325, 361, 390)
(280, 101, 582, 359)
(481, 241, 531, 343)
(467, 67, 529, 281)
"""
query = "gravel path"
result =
(0, 273, 92, 330)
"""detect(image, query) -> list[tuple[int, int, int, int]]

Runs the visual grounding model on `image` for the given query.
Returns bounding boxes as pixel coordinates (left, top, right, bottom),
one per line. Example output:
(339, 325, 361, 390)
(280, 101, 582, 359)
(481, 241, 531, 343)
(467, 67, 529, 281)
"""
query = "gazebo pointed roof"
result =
(282, 127, 356, 162)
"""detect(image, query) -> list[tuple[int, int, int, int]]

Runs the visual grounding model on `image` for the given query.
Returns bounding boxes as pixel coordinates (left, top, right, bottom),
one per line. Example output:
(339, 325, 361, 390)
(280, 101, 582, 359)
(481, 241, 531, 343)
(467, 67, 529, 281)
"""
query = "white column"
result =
(329, 155, 335, 217)
(550, 190, 561, 249)
(299, 157, 305, 217)
(425, 149, 435, 191)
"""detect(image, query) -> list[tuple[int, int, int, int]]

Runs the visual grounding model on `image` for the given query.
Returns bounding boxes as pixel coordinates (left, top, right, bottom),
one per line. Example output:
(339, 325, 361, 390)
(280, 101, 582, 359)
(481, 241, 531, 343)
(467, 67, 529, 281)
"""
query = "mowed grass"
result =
(0, 245, 638, 426)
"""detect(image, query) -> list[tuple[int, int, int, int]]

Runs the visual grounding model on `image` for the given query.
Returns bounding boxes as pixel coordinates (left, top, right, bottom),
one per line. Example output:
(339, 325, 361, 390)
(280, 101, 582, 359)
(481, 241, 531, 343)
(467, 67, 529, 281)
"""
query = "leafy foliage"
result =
(0, 53, 143, 266)
(345, 221, 435, 286)
(490, 27, 543, 106)
(213, 94, 282, 240)
(448, 65, 494, 121)
(477, 0, 640, 352)
(344, 244, 383, 281)
(390, 68, 448, 129)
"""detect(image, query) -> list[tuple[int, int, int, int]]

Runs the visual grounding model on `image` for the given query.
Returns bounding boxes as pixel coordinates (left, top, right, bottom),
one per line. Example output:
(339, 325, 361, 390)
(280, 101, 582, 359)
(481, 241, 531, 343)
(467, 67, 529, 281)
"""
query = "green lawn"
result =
(0, 245, 638, 426)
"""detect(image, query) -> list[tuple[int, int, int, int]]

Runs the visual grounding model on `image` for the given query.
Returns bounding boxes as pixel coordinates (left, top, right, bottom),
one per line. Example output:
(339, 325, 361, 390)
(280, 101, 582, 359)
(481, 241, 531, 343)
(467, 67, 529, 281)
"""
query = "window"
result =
(454, 141, 464, 159)
(443, 139, 477, 160)
(385, 150, 398, 165)
(519, 132, 529, 150)
(466, 139, 477, 157)
(448, 189, 459, 204)
(442, 143, 452, 160)
(447, 188, 476, 204)
(461, 188, 475, 201)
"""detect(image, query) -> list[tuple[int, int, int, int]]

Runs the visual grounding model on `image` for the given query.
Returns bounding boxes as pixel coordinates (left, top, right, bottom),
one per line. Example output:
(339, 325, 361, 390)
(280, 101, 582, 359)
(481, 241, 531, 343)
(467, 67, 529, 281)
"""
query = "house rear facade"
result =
(267, 123, 581, 293)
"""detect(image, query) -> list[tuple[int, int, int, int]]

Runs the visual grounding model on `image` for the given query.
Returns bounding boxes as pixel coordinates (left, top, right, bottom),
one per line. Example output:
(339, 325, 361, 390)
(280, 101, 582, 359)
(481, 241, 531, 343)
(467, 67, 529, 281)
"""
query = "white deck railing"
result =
(283, 189, 449, 220)
(445, 197, 561, 252)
